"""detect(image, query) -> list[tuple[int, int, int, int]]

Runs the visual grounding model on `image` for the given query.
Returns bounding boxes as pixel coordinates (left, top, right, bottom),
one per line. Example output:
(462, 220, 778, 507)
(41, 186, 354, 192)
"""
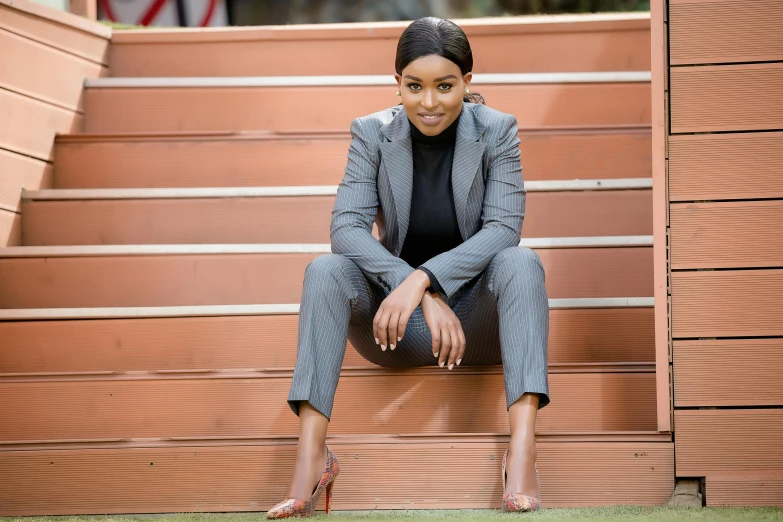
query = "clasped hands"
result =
(372, 269, 466, 370)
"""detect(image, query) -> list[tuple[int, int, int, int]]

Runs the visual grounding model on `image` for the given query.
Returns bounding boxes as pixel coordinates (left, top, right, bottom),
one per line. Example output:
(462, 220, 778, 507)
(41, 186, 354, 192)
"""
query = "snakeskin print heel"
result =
(501, 448, 541, 512)
(267, 446, 340, 519)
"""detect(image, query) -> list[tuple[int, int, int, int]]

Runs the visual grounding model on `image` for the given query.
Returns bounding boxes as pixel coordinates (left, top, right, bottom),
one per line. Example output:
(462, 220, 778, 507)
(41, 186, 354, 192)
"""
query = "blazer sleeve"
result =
(330, 117, 416, 292)
(419, 113, 525, 298)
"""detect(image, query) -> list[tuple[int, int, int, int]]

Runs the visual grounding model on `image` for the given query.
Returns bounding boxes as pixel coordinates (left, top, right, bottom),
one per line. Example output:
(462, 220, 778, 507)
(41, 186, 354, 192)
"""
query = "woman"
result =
(267, 16, 550, 519)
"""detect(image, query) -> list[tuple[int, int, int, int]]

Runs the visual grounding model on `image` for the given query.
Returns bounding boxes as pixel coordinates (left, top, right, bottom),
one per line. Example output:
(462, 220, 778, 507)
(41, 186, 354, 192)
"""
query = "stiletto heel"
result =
(267, 446, 340, 519)
(501, 448, 541, 512)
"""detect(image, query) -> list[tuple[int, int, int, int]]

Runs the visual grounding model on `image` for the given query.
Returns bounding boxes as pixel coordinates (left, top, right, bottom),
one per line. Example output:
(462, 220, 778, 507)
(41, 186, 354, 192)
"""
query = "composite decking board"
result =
(669, 200, 783, 269)
(0, 440, 673, 514)
(83, 83, 652, 133)
(21, 190, 653, 245)
(0, 371, 656, 441)
(706, 472, 783, 507)
(0, 28, 106, 112)
(0, 307, 654, 373)
(673, 339, 783, 407)
(668, 132, 783, 201)
(670, 270, 783, 338)
(674, 409, 783, 476)
(669, 64, 783, 134)
(669, 0, 783, 65)
(0, 209, 20, 247)
(0, 248, 653, 308)
(53, 129, 652, 188)
(0, 148, 52, 213)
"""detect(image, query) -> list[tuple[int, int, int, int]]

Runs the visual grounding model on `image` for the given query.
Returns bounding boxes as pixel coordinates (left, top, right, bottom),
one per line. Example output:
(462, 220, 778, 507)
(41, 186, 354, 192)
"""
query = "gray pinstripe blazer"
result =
(330, 102, 526, 299)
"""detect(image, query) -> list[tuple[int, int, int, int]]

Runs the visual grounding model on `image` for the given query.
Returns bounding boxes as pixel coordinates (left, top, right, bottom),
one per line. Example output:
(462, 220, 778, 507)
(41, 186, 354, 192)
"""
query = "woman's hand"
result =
(420, 292, 466, 370)
(373, 269, 430, 351)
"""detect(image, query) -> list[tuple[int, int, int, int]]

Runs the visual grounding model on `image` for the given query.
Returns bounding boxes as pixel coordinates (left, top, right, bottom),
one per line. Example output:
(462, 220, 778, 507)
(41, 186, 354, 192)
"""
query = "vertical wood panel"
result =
(0, 209, 21, 247)
(0, 148, 52, 213)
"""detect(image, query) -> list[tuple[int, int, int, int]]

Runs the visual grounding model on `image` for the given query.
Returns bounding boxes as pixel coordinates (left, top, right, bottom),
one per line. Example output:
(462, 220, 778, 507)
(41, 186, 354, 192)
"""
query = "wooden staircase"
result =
(0, 13, 674, 515)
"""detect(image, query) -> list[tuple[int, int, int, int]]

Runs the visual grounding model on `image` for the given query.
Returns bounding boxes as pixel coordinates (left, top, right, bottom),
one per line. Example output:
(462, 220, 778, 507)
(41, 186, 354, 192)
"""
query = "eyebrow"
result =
(403, 74, 458, 82)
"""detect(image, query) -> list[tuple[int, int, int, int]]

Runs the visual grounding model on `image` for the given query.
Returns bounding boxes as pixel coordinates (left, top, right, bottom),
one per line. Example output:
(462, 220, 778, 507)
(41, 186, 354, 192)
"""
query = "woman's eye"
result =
(406, 83, 421, 91)
(438, 83, 453, 91)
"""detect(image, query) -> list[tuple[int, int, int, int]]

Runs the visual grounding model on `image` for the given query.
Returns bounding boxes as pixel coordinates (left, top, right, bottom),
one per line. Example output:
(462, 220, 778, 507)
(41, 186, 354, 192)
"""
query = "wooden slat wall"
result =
(0, 0, 109, 246)
(661, 0, 783, 506)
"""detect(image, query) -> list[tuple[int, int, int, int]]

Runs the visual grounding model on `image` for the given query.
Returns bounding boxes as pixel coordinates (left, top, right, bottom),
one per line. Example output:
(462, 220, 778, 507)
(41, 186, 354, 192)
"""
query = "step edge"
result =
(23, 179, 653, 200)
(84, 71, 652, 89)
(0, 298, 655, 321)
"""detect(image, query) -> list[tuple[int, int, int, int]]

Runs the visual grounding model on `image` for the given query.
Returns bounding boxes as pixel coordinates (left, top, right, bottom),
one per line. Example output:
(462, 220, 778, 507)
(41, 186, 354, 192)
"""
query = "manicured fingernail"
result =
(434, 352, 439, 358)
(381, 344, 386, 351)
(439, 361, 445, 367)
(390, 344, 395, 350)
(375, 338, 379, 345)
(397, 337, 402, 342)
(456, 359, 462, 366)
(448, 363, 454, 370)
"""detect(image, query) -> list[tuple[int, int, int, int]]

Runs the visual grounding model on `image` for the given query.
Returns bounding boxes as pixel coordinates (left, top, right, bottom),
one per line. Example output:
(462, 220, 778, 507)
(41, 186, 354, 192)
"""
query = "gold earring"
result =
(396, 90, 401, 96)
(465, 88, 470, 94)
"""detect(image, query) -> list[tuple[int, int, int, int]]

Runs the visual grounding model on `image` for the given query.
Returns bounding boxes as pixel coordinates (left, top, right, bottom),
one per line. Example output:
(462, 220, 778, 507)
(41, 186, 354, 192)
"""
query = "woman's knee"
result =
(492, 247, 544, 274)
(303, 254, 353, 288)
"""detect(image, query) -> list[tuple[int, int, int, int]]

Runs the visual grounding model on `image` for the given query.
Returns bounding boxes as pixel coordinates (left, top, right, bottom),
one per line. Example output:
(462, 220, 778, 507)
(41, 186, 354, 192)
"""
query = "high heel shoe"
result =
(501, 448, 541, 512)
(267, 446, 340, 519)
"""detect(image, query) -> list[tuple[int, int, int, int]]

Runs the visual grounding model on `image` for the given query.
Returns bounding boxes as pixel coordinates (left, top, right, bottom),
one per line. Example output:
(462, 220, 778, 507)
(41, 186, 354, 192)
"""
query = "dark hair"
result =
(395, 17, 485, 105)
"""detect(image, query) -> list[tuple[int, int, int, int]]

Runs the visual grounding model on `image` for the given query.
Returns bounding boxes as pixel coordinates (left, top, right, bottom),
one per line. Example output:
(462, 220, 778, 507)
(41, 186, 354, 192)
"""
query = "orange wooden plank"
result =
(670, 63, 783, 134)
(673, 339, 783, 407)
(53, 128, 652, 189)
(0, 248, 653, 308)
(0, 371, 656, 441)
(0, 0, 109, 65)
(670, 270, 783, 338)
(669, 0, 783, 65)
(669, 132, 783, 201)
(0, 88, 82, 161)
(0, 209, 21, 247)
(0, 307, 654, 374)
(108, 17, 650, 76)
(22, 190, 652, 245)
(670, 201, 783, 269)
(0, 440, 674, 514)
(0, 29, 106, 112)
(706, 471, 783, 507)
(84, 83, 652, 134)
(0, 148, 52, 213)
(674, 409, 783, 476)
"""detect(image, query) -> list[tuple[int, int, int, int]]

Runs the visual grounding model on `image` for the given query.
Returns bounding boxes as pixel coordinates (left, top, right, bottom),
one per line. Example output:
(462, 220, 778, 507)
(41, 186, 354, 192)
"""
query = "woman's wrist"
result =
(412, 268, 431, 292)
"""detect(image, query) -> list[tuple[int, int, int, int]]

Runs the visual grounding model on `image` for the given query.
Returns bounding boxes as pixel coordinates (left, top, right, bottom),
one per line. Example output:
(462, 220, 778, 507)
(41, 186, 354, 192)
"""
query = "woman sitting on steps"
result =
(267, 16, 550, 519)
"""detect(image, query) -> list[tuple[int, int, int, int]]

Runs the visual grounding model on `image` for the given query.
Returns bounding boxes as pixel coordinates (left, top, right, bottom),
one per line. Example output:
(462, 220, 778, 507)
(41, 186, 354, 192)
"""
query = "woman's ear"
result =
(463, 72, 473, 91)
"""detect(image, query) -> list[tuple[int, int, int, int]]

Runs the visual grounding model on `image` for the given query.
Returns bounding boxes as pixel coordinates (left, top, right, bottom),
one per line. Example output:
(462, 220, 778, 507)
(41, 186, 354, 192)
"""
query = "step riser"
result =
(0, 308, 654, 373)
(0, 248, 653, 308)
(22, 191, 653, 246)
(0, 441, 673, 515)
(84, 83, 652, 133)
(53, 131, 652, 188)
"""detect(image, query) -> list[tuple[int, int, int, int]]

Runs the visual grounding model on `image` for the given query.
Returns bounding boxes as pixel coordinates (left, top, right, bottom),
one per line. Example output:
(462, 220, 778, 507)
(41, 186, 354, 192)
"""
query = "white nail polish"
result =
(434, 352, 439, 358)
(439, 361, 445, 367)
(375, 338, 379, 345)
(397, 337, 402, 342)
(381, 345, 386, 351)
(456, 359, 462, 366)
(448, 363, 454, 370)
(390, 344, 395, 350)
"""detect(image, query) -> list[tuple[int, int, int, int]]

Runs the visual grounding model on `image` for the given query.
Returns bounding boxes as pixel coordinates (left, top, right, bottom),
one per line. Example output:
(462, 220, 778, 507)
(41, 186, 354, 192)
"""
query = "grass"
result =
(4, 507, 783, 522)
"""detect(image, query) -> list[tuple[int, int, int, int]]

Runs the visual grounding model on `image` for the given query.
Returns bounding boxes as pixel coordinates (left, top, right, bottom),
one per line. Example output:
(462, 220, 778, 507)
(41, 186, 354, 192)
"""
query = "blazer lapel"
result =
(451, 106, 486, 238)
(380, 109, 413, 255)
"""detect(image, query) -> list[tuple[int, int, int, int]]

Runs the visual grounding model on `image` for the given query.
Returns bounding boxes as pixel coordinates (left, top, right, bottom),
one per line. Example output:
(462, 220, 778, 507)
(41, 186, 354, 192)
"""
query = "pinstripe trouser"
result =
(287, 246, 550, 419)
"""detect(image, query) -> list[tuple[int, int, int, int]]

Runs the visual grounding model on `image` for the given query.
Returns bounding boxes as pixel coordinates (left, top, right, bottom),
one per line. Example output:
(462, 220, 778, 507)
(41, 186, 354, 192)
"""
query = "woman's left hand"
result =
(373, 270, 430, 351)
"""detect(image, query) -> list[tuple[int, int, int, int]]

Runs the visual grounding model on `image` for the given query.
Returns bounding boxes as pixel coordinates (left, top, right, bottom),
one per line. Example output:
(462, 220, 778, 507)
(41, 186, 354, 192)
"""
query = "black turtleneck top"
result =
(398, 114, 464, 295)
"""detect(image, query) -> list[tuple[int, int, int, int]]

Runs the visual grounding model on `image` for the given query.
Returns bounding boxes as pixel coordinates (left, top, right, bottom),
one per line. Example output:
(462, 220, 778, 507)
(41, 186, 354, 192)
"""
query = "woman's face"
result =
(395, 54, 472, 137)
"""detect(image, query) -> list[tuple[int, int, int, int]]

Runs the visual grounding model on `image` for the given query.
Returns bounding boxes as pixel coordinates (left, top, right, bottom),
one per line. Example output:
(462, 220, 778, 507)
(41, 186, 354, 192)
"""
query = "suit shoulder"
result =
(470, 103, 517, 130)
(351, 106, 402, 140)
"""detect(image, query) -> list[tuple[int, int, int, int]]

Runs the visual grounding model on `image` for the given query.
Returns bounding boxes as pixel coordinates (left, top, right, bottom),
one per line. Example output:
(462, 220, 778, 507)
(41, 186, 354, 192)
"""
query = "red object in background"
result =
(99, 0, 218, 27)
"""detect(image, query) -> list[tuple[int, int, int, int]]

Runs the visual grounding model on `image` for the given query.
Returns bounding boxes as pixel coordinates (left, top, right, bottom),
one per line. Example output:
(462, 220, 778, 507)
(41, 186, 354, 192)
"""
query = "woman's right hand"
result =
(420, 292, 466, 370)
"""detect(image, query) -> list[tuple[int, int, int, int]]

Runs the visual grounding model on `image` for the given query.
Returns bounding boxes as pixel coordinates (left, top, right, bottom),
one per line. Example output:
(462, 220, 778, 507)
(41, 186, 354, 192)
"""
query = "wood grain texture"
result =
(706, 472, 783, 507)
(0, 148, 52, 213)
(669, 132, 783, 201)
(22, 190, 653, 245)
(0, 248, 653, 308)
(0, 307, 654, 374)
(0, 371, 656, 441)
(670, 64, 783, 133)
(84, 83, 652, 134)
(0, 88, 82, 161)
(108, 17, 650, 76)
(669, 0, 783, 65)
(674, 409, 783, 476)
(670, 200, 783, 269)
(0, 28, 105, 112)
(53, 128, 652, 189)
(0, 439, 673, 514)
(0, 209, 20, 247)
(670, 270, 783, 338)
(673, 339, 783, 407)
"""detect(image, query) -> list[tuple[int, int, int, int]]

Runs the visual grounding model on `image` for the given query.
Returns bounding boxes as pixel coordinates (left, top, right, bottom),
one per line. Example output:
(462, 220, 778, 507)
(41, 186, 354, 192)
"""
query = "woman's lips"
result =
(418, 113, 445, 126)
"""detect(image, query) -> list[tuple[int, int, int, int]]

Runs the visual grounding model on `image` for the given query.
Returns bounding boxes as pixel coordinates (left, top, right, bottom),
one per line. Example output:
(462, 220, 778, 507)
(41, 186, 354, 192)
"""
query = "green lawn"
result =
(5, 507, 783, 522)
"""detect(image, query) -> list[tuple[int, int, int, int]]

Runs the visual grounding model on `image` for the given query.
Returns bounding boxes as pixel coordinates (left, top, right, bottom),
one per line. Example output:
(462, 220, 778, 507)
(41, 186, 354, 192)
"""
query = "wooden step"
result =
(53, 126, 652, 189)
(0, 435, 674, 515)
(0, 302, 655, 373)
(109, 13, 651, 77)
(21, 182, 653, 246)
(83, 74, 652, 134)
(0, 367, 656, 442)
(0, 244, 653, 308)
